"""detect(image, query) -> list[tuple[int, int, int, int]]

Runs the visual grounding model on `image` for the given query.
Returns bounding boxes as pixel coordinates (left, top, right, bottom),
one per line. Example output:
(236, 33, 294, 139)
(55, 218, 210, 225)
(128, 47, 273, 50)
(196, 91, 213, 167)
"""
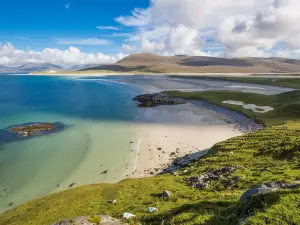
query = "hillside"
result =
(0, 89, 300, 225)
(81, 53, 300, 73)
(0, 63, 63, 74)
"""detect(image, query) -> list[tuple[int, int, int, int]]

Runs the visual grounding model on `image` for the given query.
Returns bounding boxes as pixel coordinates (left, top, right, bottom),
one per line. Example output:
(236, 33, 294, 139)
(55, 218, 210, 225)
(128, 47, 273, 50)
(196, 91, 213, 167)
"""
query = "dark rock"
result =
(0, 122, 65, 144)
(133, 93, 186, 107)
(101, 170, 108, 174)
(186, 166, 240, 190)
(240, 181, 299, 202)
(162, 190, 171, 200)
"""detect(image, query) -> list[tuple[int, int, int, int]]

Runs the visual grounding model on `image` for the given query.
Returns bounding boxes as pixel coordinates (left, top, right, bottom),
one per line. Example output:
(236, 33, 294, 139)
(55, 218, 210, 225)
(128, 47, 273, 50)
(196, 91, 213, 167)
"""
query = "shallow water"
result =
(0, 74, 291, 212)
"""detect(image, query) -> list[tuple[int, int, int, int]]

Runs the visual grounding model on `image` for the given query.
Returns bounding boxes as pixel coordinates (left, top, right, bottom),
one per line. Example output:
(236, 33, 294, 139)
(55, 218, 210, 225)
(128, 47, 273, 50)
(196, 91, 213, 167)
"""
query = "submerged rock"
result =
(0, 122, 65, 144)
(133, 93, 186, 107)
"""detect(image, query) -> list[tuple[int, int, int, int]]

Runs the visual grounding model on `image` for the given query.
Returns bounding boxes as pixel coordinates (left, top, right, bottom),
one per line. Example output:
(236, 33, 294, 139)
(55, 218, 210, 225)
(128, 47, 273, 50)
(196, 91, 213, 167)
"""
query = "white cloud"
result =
(96, 26, 121, 30)
(121, 44, 136, 51)
(65, 3, 70, 9)
(0, 42, 125, 66)
(115, 0, 300, 58)
(56, 38, 111, 45)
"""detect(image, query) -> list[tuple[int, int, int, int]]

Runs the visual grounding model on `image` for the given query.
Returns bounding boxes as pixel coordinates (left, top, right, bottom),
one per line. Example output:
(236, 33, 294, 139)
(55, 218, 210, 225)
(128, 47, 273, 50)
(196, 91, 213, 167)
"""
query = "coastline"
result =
(27, 72, 300, 78)
(130, 123, 243, 178)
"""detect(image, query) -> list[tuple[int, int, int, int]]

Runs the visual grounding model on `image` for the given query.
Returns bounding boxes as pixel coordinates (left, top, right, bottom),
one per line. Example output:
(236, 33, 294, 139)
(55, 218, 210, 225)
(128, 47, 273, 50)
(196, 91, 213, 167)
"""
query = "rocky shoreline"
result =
(133, 93, 186, 107)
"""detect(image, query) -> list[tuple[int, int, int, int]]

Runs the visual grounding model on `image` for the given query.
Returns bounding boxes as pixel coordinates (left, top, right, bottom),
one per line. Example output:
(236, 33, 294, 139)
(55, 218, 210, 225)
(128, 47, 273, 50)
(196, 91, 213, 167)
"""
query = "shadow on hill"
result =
(160, 150, 209, 174)
(141, 189, 300, 225)
(179, 57, 253, 67)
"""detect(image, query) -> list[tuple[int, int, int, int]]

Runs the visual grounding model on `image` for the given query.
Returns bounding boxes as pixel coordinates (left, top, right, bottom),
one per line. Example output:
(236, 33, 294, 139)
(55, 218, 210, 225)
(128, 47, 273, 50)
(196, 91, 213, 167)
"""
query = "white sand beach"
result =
(130, 123, 242, 178)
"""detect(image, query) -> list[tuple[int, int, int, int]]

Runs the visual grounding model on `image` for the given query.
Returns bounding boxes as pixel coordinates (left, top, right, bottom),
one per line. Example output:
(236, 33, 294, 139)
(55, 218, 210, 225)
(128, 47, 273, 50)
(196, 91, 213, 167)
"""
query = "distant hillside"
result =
(81, 53, 300, 73)
(0, 63, 64, 74)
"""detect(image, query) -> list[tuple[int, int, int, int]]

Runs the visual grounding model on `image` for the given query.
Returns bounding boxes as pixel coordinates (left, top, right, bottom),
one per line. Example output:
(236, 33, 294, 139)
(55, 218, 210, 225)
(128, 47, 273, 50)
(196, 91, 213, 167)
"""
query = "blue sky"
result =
(1, 0, 300, 66)
(0, 0, 149, 53)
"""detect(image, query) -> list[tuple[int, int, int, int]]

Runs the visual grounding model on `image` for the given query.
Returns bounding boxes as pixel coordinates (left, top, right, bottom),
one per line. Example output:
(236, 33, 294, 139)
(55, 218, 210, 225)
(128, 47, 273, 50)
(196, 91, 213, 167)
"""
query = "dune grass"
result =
(165, 90, 300, 125)
(0, 120, 299, 225)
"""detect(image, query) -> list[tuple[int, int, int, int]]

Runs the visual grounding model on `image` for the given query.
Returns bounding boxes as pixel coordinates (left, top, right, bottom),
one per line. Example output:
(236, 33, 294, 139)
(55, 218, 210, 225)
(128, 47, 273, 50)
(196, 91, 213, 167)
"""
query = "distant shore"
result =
(27, 71, 300, 78)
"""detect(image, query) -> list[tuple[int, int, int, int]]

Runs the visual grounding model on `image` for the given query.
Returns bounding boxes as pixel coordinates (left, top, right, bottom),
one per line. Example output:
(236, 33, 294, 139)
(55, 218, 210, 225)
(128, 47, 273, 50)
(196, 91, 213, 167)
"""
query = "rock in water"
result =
(133, 93, 186, 107)
(0, 122, 65, 145)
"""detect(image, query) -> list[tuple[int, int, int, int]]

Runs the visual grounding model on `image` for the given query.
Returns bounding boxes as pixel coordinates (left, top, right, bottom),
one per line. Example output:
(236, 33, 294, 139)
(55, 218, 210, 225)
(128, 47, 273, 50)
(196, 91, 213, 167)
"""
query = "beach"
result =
(131, 123, 243, 178)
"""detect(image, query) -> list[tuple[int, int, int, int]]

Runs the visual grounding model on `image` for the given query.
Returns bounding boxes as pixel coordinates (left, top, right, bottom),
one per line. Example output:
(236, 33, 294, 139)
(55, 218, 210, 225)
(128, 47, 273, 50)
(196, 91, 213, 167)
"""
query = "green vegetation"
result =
(0, 120, 299, 225)
(165, 90, 300, 125)
(87, 215, 101, 224)
(170, 75, 300, 89)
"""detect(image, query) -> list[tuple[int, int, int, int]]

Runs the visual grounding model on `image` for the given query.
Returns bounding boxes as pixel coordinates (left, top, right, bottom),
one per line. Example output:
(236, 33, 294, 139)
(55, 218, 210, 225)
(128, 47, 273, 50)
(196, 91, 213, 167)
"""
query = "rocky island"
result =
(0, 122, 65, 144)
(133, 93, 186, 107)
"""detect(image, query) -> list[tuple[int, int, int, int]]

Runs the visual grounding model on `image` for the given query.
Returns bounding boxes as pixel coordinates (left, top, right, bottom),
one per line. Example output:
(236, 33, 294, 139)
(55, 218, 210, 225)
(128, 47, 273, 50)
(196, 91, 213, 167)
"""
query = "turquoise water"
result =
(0, 75, 141, 212)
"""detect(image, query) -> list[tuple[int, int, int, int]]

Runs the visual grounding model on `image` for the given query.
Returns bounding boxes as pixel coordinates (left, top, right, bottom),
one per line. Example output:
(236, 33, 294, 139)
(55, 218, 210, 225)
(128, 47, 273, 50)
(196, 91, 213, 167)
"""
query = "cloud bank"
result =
(115, 0, 300, 58)
(0, 43, 125, 66)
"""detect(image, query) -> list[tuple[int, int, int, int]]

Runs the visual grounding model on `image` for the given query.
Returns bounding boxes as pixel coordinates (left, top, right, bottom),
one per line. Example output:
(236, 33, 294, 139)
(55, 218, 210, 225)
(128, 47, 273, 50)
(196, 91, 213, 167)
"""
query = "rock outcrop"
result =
(186, 166, 243, 190)
(240, 181, 299, 202)
(52, 215, 127, 225)
(0, 122, 65, 144)
(133, 93, 186, 107)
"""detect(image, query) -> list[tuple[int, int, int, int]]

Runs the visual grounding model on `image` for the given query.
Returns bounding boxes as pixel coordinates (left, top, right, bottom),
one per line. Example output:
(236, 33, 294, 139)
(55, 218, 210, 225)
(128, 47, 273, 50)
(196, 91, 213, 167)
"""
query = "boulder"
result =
(162, 190, 171, 200)
(240, 181, 299, 202)
(52, 215, 126, 225)
(122, 212, 135, 219)
(133, 93, 186, 107)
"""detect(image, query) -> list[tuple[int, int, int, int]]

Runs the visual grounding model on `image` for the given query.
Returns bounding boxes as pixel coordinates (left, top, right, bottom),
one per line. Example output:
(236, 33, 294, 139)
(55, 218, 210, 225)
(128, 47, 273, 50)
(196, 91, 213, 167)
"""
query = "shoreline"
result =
(130, 123, 244, 178)
(25, 72, 300, 78)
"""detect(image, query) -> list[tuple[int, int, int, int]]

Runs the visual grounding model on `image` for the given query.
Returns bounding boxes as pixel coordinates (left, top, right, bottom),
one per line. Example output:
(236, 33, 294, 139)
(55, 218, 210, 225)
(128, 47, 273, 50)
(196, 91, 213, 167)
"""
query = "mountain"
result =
(81, 53, 300, 73)
(0, 63, 64, 74)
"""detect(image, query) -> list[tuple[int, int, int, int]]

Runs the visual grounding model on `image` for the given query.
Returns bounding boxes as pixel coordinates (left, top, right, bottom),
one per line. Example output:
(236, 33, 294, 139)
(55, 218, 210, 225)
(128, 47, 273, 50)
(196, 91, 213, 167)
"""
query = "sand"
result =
(130, 123, 243, 178)
(222, 100, 274, 113)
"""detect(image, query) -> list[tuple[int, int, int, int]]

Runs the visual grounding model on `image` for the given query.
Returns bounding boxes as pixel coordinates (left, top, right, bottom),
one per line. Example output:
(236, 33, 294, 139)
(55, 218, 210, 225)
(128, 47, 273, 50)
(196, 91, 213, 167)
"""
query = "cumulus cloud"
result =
(56, 38, 111, 45)
(96, 26, 121, 30)
(0, 42, 124, 66)
(121, 44, 136, 51)
(115, 0, 300, 58)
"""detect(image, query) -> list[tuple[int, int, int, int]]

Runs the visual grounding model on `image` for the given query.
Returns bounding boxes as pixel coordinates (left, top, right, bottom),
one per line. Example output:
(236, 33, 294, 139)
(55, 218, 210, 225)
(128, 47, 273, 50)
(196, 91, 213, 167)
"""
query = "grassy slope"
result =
(0, 122, 299, 225)
(166, 90, 300, 125)
(1, 90, 300, 225)
(170, 76, 300, 89)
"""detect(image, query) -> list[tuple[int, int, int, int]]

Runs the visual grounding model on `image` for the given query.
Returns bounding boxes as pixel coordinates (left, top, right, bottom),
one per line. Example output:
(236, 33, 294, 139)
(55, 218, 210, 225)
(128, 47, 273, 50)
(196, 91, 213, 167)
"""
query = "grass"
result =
(0, 120, 299, 225)
(165, 90, 300, 125)
(169, 75, 300, 89)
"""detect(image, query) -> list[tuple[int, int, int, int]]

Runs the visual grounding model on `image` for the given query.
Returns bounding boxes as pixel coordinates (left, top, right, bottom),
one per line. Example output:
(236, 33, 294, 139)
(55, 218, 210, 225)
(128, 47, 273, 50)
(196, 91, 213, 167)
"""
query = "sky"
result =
(1, 0, 300, 67)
